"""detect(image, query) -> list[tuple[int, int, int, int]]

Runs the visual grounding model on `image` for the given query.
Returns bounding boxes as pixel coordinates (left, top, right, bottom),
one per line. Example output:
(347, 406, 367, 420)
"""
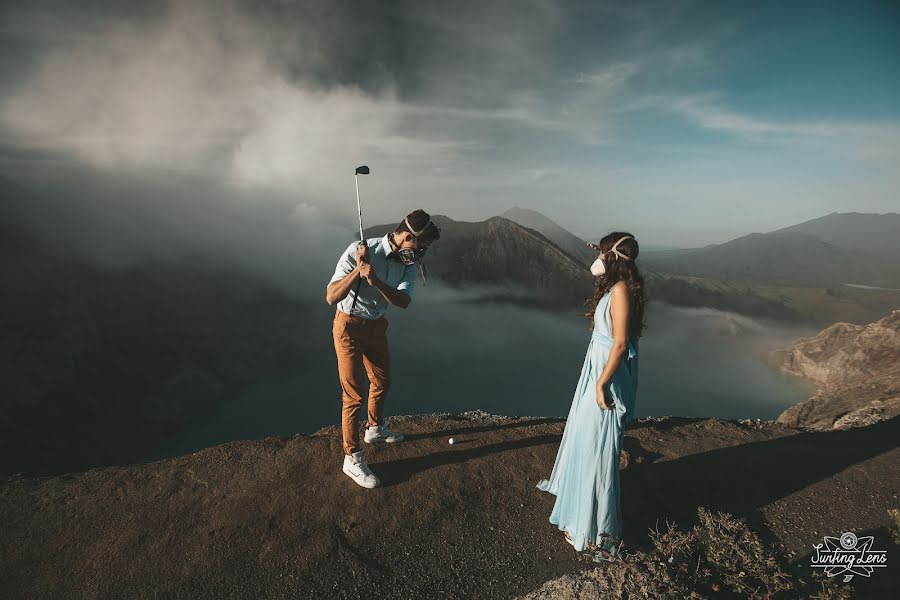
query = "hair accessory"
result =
(404, 217, 432, 238)
(609, 236, 634, 260)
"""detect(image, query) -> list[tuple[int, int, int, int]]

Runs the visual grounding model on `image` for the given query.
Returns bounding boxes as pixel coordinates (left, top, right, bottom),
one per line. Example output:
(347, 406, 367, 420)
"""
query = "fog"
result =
(154, 285, 815, 459)
(0, 0, 500, 295)
(2, 167, 360, 300)
(0, 0, 571, 244)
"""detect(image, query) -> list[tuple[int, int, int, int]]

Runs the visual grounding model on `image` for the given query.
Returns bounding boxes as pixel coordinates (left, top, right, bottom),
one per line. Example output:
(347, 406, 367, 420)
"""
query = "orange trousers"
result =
(332, 310, 391, 455)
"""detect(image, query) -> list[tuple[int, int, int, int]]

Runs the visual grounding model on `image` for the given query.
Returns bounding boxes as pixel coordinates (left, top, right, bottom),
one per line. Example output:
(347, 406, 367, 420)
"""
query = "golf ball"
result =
(448, 437, 455, 445)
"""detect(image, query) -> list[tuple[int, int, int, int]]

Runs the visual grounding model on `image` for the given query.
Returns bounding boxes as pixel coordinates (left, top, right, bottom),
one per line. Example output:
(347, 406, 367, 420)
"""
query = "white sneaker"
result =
(342, 450, 380, 488)
(364, 424, 405, 444)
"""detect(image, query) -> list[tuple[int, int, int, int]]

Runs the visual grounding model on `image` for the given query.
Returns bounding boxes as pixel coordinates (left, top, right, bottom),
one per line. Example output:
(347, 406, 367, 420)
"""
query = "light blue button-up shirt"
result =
(330, 235, 417, 319)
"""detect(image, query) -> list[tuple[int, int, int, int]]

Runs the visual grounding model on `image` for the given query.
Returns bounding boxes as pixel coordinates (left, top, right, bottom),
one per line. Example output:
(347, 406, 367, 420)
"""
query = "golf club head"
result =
(355, 165, 370, 175)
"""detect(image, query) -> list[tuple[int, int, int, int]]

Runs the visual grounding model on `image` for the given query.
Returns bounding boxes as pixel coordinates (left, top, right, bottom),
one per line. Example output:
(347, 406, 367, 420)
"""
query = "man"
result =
(326, 209, 441, 488)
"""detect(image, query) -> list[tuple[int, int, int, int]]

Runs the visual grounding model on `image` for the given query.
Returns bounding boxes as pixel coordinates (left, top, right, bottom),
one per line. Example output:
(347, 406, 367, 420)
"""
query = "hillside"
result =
(365, 215, 815, 320)
(773, 310, 900, 430)
(365, 211, 899, 325)
(0, 215, 312, 477)
(646, 231, 900, 289)
(500, 207, 596, 266)
(2, 411, 897, 599)
(774, 212, 900, 257)
(365, 215, 594, 307)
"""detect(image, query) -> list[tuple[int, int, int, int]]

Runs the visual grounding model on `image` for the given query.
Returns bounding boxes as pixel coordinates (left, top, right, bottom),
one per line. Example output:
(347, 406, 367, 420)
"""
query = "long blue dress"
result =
(537, 288, 639, 555)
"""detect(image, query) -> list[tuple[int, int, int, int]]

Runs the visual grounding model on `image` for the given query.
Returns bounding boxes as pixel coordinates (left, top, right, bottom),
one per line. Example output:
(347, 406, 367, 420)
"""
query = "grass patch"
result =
(591, 508, 854, 599)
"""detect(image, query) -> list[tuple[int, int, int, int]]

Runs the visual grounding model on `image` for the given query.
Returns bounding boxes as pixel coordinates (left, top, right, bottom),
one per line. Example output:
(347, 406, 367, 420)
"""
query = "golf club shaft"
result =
(355, 175, 364, 242)
(349, 173, 364, 313)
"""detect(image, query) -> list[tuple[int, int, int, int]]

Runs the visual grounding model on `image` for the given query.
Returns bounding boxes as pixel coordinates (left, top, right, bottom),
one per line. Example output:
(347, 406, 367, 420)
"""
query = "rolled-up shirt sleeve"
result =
(329, 242, 359, 284)
(396, 264, 416, 299)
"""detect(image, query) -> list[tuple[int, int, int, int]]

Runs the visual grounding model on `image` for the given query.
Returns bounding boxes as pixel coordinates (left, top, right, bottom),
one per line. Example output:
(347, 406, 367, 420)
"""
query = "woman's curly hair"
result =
(584, 231, 647, 339)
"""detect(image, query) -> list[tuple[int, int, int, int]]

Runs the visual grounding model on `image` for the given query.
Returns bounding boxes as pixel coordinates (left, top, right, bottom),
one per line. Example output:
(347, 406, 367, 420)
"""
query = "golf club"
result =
(349, 165, 370, 313)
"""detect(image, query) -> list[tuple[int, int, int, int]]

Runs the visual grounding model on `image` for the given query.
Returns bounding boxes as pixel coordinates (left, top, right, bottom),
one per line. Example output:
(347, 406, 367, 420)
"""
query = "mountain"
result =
(647, 230, 900, 288)
(365, 215, 594, 308)
(774, 211, 900, 257)
(772, 310, 900, 430)
(3, 410, 897, 598)
(642, 272, 798, 321)
(365, 214, 891, 323)
(500, 207, 596, 266)
(638, 247, 700, 260)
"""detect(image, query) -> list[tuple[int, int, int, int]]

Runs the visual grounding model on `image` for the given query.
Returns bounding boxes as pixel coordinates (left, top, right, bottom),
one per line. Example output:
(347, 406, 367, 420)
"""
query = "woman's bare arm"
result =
(595, 282, 630, 407)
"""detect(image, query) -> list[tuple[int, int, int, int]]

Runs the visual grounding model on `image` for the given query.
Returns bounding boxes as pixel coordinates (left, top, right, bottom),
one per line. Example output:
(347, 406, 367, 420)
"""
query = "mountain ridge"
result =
(645, 229, 900, 288)
(772, 211, 900, 257)
(500, 207, 596, 266)
(362, 209, 900, 324)
(364, 214, 593, 308)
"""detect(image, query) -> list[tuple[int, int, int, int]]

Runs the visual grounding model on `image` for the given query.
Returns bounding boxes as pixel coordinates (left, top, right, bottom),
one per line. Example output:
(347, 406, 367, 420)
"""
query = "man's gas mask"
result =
(394, 217, 432, 265)
(396, 245, 429, 266)
(393, 217, 435, 284)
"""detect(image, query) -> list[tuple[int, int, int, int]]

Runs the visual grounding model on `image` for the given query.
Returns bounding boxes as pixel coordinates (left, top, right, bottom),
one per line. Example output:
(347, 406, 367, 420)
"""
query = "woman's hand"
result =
(596, 381, 613, 410)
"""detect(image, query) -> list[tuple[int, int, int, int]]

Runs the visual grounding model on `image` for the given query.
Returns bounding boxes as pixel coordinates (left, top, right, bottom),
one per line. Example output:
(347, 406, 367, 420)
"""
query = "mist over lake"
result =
(153, 287, 815, 461)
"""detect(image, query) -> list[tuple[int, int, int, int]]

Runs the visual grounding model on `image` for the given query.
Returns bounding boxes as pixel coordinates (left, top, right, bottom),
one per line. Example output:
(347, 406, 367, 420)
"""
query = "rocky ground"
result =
(773, 310, 900, 430)
(1, 410, 898, 599)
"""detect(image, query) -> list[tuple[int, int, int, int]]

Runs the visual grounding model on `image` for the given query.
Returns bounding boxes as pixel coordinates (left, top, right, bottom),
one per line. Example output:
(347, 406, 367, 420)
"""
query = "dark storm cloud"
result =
(0, 0, 687, 176)
(0, 0, 611, 285)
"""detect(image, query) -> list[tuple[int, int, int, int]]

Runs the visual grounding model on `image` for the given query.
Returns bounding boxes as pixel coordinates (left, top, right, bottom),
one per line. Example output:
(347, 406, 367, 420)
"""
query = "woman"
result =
(537, 232, 645, 561)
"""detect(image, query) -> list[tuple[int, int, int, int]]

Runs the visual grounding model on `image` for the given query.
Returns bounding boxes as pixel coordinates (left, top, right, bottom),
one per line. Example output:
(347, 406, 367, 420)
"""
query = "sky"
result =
(0, 0, 898, 251)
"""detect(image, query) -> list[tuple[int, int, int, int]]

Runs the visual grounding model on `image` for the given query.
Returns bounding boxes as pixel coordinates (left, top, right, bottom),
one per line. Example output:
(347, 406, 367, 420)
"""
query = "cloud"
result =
(0, 1, 483, 195)
(1, 0, 898, 253)
(574, 61, 640, 90)
(652, 94, 900, 165)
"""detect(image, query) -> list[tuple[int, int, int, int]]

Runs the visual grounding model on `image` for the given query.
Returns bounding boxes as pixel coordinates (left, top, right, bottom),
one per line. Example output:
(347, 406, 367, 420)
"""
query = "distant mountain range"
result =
(774, 212, 900, 257)
(364, 215, 796, 319)
(646, 218, 900, 288)
(504, 209, 900, 322)
(365, 208, 900, 324)
(496, 209, 900, 290)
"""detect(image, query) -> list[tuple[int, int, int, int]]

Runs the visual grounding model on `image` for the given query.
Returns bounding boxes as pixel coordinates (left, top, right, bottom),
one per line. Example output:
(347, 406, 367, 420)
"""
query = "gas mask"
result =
(394, 217, 432, 265)
(589, 255, 607, 276)
(396, 246, 429, 266)
(589, 235, 634, 276)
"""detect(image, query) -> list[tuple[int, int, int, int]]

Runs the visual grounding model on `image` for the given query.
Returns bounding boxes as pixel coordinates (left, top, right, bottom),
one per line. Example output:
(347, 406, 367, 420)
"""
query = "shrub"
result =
(598, 507, 855, 599)
(889, 508, 900, 546)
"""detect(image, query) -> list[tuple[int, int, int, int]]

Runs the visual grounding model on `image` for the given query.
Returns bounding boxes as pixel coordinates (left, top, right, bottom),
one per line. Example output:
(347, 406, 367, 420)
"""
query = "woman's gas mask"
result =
(589, 235, 634, 276)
